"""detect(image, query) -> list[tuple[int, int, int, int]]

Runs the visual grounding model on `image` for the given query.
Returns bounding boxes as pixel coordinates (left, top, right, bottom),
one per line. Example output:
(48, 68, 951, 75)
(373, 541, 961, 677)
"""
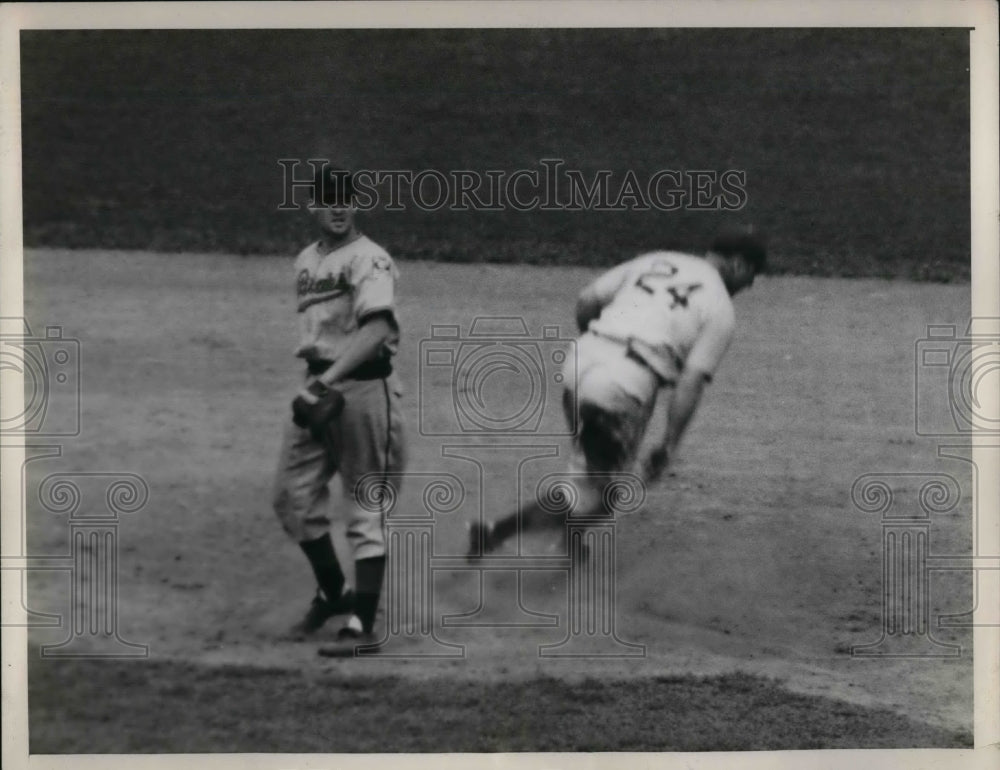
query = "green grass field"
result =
(19, 28, 969, 279)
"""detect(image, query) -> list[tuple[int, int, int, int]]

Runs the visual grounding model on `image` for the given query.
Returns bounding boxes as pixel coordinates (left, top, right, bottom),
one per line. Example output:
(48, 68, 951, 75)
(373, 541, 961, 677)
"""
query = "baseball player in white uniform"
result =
(273, 166, 406, 656)
(469, 232, 766, 553)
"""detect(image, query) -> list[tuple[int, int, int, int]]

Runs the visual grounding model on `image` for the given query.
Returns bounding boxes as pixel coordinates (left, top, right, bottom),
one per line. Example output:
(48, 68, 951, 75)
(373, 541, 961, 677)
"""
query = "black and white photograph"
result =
(1, 1, 997, 765)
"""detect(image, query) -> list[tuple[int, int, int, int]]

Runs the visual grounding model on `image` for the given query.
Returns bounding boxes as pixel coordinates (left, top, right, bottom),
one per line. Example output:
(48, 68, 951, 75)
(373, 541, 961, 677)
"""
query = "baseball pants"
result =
(273, 373, 406, 560)
(562, 332, 662, 507)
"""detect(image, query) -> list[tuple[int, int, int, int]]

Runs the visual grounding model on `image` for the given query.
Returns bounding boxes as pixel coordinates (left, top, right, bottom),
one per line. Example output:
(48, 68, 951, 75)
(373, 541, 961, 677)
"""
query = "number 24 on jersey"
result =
(634, 261, 702, 310)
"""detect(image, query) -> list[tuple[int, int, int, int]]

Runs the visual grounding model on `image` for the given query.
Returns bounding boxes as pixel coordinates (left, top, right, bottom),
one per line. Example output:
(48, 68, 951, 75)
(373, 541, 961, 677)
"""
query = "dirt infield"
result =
(22, 249, 973, 750)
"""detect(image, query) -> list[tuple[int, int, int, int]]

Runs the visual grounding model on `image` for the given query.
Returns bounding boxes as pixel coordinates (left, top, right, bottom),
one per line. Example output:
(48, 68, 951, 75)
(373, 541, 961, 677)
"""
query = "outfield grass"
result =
(20, 28, 969, 280)
(28, 657, 971, 752)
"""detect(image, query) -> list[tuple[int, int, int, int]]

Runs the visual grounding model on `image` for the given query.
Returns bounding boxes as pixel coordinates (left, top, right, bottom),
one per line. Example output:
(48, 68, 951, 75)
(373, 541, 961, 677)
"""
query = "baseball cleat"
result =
(466, 520, 496, 561)
(317, 615, 378, 658)
(288, 587, 354, 639)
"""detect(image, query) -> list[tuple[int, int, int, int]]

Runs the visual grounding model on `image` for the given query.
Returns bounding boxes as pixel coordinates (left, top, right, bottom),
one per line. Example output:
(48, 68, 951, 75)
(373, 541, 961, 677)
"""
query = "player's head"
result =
(706, 229, 768, 295)
(311, 165, 357, 238)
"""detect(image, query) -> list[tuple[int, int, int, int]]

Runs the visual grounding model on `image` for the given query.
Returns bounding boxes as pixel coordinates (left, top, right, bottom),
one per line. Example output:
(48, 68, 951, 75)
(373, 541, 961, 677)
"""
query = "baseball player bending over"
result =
(273, 166, 406, 657)
(469, 232, 766, 555)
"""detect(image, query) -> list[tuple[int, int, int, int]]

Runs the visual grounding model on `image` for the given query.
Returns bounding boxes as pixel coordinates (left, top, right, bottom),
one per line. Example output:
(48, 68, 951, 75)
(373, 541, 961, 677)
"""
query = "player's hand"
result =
(640, 445, 669, 483)
(292, 380, 345, 442)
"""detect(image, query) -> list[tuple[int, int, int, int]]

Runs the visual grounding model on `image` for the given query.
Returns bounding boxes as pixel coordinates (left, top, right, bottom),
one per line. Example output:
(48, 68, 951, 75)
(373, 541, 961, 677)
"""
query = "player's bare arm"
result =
(635, 368, 710, 484)
(313, 312, 396, 388)
(664, 366, 711, 457)
(636, 385, 673, 482)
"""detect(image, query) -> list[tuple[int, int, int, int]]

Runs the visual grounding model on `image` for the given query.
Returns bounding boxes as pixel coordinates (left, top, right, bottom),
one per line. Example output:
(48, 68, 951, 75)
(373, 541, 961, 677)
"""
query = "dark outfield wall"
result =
(20, 28, 969, 281)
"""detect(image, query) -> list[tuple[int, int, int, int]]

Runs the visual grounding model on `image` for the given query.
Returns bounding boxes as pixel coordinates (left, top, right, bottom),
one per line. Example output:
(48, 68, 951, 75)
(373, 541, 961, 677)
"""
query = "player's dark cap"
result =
(313, 165, 355, 206)
(710, 229, 768, 273)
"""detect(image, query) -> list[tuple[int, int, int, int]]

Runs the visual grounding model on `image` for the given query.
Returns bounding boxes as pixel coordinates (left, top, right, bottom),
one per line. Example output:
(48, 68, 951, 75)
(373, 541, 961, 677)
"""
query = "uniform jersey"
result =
(293, 234, 400, 362)
(587, 251, 735, 380)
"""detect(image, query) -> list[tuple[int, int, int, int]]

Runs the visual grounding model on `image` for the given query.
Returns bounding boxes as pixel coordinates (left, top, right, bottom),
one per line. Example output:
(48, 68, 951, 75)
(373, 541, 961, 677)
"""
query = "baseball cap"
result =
(710, 228, 768, 273)
(313, 165, 355, 206)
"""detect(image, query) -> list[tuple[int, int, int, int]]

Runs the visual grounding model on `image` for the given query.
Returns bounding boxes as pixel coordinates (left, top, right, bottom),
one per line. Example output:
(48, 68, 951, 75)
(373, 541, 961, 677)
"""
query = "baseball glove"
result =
(292, 381, 345, 442)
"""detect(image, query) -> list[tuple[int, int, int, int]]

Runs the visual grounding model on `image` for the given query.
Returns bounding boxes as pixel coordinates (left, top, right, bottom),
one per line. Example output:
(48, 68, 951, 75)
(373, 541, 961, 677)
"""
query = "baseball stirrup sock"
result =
(354, 556, 385, 633)
(300, 533, 346, 603)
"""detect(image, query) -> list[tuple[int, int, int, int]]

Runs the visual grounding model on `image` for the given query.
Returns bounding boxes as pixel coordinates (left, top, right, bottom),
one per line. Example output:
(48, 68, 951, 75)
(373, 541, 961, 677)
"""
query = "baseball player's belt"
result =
(588, 330, 681, 384)
(306, 357, 393, 380)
